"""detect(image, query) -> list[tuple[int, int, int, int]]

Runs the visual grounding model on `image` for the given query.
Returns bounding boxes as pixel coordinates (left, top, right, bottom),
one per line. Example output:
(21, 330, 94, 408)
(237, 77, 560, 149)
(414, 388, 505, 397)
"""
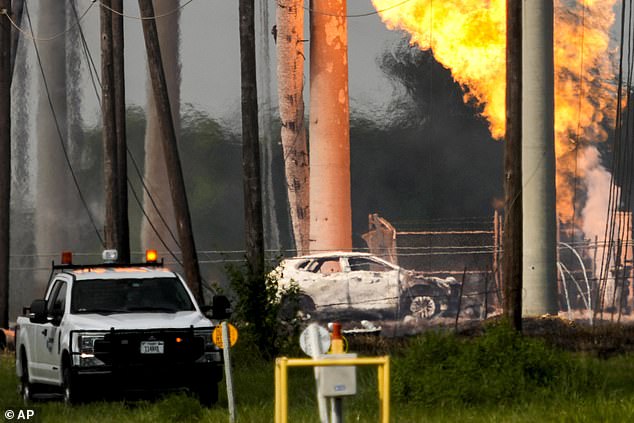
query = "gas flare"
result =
(373, 0, 618, 226)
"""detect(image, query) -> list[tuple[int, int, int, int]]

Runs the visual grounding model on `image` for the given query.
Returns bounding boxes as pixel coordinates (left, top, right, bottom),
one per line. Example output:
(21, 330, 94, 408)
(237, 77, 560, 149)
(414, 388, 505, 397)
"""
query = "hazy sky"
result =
(59, 0, 405, 125)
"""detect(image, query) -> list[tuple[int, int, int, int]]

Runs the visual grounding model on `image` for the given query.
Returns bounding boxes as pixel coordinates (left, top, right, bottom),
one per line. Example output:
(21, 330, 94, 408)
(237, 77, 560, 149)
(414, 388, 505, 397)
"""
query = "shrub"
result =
(226, 262, 300, 359)
(392, 322, 597, 407)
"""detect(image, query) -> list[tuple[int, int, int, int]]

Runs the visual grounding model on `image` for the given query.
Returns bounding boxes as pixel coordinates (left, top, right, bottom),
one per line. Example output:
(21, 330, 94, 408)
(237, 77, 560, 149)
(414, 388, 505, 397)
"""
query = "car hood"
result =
(67, 311, 213, 331)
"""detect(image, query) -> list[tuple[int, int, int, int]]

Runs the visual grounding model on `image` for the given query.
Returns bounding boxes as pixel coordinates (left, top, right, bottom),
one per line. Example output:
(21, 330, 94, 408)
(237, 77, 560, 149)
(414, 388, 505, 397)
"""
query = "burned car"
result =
(273, 252, 459, 321)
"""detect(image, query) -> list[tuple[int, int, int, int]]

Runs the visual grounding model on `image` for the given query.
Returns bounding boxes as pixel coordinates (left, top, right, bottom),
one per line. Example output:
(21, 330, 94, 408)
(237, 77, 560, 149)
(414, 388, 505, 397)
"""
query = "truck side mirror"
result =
(29, 299, 48, 324)
(210, 295, 232, 320)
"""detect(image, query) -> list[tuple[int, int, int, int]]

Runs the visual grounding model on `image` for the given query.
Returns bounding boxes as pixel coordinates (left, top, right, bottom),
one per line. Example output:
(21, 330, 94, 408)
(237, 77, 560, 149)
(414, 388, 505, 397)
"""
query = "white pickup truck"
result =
(14, 251, 231, 405)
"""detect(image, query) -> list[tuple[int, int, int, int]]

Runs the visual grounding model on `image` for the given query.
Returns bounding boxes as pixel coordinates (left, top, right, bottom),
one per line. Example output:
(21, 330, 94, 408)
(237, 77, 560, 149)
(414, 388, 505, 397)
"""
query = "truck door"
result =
(37, 279, 67, 384)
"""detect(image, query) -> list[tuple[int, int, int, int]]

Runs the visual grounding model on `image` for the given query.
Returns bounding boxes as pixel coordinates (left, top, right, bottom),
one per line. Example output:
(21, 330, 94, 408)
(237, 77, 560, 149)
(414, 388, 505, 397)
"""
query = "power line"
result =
(1, 0, 94, 42)
(71, 1, 181, 249)
(24, 0, 105, 247)
(98, 0, 195, 20)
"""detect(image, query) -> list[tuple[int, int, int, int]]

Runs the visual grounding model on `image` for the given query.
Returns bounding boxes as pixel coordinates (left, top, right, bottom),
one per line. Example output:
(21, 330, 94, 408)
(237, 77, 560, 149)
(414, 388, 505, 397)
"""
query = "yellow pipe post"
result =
(382, 358, 390, 423)
(274, 359, 281, 422)
(280, 358, 289, 423)
(274, 356, 390, 423)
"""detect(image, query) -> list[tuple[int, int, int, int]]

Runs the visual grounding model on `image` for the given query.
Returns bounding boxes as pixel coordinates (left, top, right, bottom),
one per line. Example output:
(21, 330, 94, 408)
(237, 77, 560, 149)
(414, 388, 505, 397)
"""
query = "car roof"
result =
(62, 266, 177, 280)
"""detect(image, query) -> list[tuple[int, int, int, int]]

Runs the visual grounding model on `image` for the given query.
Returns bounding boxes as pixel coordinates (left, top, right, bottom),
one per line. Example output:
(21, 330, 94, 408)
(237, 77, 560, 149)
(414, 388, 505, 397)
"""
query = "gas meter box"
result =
(317, 353, 357, 397)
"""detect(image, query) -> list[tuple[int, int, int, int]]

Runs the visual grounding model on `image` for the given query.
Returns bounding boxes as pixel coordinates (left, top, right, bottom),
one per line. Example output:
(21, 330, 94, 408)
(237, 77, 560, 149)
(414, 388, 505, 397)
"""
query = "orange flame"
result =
(372, 0, 617, 224)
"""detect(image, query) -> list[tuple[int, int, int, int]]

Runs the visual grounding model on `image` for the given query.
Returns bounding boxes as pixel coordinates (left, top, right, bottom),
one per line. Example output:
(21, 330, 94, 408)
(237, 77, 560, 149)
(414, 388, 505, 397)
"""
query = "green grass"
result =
(3, 328, 634, 422)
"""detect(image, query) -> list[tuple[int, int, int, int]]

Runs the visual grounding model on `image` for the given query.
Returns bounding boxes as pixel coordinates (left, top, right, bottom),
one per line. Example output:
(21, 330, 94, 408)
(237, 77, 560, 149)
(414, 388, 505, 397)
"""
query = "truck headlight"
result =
(79, 334, 104, 355)
(75, 333, 106, 366)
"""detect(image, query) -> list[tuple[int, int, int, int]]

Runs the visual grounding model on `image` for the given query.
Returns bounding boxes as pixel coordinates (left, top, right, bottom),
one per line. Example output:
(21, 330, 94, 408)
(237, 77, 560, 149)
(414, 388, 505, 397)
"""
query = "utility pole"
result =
(9, 0, 23, 83)
(100, 0, 123, 261)
(0, 0, 11, 328)
(309, 0, 352, 253)
(503, 0, 523, 331)
(111, 0, 130, 263)
(522, 0, 558, 316)
(239, 0, 265, 275)
(138, 0, 203, 301)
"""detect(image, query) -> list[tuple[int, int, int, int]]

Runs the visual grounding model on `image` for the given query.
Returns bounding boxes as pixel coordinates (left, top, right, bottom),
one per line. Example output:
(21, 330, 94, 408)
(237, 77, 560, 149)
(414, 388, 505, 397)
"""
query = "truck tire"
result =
(19, 350, 35, 403)
(193, 382, 218, 407)
(62, 366, 83, 405)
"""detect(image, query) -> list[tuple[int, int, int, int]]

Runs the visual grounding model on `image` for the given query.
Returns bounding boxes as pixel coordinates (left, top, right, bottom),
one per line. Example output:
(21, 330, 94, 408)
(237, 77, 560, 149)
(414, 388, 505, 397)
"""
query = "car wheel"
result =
(401, 291, 438, 320)
(62, 365, 83, 405)
(19, 350, 35, 403)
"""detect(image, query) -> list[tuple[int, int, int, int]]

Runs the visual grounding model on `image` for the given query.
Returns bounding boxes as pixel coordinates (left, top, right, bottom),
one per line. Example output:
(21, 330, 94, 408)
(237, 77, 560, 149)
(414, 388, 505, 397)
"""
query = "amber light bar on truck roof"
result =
(52, 249, 164, 270)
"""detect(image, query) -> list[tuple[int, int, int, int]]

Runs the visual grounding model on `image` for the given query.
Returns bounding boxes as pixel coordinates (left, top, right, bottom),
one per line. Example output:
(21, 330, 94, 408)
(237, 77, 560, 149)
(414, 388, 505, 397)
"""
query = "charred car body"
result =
(274, 252, 460, 321)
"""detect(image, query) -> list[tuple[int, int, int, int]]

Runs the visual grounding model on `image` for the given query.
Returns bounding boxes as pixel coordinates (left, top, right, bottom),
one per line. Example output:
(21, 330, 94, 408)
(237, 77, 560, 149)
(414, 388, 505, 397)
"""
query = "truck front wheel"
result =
(192, 382, 219, 407)
(62, 366, 83, 405)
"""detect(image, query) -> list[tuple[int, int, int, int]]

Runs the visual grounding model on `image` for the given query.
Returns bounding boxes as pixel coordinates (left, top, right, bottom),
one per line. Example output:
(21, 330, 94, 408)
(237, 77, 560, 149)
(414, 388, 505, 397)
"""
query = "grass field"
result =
(3, 325, 634, 422)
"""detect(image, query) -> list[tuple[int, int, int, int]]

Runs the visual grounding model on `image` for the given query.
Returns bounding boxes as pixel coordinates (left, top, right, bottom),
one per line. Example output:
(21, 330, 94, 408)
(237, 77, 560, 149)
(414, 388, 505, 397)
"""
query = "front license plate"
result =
(140, 341, 164, 354)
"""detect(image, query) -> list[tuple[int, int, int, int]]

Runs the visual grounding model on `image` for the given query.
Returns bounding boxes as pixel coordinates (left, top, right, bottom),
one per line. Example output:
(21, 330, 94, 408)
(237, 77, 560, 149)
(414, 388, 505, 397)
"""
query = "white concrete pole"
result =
(521, 0, 559, 315)
(309, 0, 352, 253)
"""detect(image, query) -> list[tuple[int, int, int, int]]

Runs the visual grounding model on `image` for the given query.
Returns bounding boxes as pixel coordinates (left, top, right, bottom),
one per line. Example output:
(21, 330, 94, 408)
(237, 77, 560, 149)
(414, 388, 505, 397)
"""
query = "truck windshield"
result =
(71, 277, 195, 314)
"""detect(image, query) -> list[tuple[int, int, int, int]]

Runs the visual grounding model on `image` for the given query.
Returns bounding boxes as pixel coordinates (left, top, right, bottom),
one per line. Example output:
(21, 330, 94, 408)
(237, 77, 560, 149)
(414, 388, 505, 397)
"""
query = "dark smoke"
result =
(350, 40, 504, 244)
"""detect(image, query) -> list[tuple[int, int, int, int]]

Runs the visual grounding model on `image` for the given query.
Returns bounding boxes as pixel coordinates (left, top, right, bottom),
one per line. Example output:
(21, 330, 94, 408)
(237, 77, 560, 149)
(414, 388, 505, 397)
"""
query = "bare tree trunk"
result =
(141, 0, 181, 259)
(276, 0, 309, 255)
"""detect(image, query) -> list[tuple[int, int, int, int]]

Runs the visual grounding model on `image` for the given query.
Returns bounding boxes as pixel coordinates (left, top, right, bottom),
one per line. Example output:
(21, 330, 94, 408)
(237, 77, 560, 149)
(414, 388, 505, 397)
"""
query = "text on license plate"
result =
(140, 341, 164, 354)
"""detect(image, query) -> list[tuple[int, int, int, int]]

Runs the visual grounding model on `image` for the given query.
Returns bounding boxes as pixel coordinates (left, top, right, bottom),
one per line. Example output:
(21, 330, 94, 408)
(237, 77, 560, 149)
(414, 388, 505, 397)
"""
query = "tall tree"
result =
(276, 0, 310, 255)
(0, 0, 11, 328)
(239, 0, 265, 274)
(141, 0, 181, 261)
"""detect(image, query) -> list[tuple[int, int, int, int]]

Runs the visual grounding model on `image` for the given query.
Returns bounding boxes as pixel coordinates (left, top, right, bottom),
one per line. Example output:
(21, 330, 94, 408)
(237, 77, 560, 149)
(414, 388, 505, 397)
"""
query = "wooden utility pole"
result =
(9, 0, 23, 83)
(138, 0, 203, 301)
(503, 0, 523, 331)
(111, 0, 130, 263)
(239, 0, 265, 275)
(0, 0, 11, 328)
(101, 0, 123, 261)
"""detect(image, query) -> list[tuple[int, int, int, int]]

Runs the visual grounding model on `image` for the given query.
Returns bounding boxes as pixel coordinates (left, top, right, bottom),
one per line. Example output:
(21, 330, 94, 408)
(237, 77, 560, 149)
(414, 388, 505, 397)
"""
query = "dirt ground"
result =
(341, 310, 634, 358)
